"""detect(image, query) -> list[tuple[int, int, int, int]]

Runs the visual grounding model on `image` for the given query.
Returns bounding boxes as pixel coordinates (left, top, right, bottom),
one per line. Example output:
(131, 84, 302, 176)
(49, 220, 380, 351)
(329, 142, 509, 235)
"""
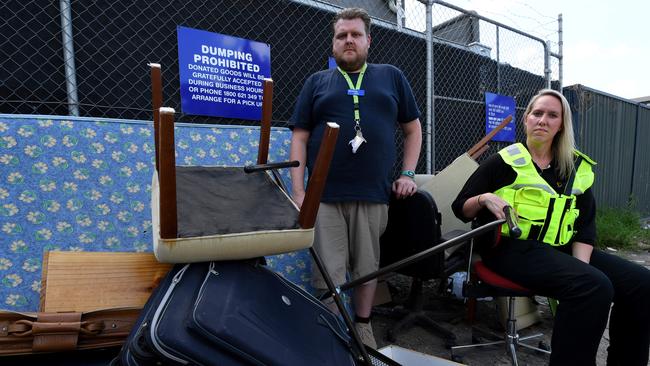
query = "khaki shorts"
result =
(311, 201, 389, 289)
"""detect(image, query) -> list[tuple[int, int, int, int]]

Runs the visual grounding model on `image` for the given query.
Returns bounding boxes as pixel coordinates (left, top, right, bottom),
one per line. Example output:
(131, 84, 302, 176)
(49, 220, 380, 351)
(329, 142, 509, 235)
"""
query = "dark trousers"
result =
(481, 239, 650, 366)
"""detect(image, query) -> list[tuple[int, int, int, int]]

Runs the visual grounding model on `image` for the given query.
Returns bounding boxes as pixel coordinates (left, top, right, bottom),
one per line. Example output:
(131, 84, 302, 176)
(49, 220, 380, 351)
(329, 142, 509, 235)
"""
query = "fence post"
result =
(396, 0, 404, 31)
(558, 13, 563, 89)
(630, 104, 640, 206)
(496, 25, 500, 93)
(426, 0, 434, 174)
(544, 40, 551, 89)
(59, 0, 79, 116)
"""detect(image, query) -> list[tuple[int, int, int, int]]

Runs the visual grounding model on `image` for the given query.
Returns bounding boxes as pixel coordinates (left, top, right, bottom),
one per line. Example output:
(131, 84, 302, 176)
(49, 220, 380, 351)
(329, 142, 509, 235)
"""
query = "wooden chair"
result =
(148, 63, 338, 263)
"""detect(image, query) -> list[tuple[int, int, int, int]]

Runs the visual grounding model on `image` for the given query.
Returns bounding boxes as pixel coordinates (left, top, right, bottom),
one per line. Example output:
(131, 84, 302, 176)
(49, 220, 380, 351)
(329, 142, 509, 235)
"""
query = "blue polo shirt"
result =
(290, 63, 420, 204)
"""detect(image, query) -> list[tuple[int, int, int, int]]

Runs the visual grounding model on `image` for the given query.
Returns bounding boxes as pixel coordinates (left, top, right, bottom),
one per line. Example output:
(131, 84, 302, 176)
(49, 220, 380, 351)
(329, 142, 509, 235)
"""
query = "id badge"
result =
(349, 130, 366, 154)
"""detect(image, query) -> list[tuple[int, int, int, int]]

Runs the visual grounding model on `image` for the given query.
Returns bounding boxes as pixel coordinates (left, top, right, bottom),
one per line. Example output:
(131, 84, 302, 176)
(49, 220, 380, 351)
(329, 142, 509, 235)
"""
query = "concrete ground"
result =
(370, 247, 650, 366)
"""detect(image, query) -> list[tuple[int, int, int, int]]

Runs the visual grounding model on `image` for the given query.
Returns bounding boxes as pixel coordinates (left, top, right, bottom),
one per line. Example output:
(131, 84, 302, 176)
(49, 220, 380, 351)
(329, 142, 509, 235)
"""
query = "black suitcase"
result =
(114, 260, 356, 366)
(113, 262, 184, 366)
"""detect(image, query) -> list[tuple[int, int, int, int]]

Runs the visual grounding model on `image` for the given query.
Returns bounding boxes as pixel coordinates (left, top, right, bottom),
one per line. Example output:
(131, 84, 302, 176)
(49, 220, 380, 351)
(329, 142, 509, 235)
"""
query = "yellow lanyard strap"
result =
(337, 63, 367, 126)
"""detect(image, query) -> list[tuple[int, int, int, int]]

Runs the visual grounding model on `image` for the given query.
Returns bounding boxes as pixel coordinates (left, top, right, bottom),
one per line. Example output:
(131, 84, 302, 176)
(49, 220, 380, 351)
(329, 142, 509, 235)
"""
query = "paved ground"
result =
(370, 246, 650, 366)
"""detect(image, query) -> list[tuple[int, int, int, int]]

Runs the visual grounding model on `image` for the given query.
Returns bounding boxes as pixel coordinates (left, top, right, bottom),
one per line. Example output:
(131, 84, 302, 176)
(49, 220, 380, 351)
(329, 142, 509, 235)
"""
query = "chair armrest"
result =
(243, 160, 299, 173)
(441, 229, 469, 242)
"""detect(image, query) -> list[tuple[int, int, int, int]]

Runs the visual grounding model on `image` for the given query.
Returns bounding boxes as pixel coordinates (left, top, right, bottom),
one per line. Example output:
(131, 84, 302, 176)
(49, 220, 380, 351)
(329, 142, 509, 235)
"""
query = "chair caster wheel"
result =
(451, 355, 464, 363)
(538, 340, 551, 351)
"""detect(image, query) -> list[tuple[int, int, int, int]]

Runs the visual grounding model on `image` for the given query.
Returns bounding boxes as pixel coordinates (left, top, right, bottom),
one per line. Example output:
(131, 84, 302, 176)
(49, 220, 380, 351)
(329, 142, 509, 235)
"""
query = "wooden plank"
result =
(149, 62, 162, 174)
(299, 122, 339, 229)
(467, 114, 513, 157)
(40, 251, 172, 312)
(159, 107, 178, 239)
(257, 78, 273, 164)
(418, 153, 479, 257)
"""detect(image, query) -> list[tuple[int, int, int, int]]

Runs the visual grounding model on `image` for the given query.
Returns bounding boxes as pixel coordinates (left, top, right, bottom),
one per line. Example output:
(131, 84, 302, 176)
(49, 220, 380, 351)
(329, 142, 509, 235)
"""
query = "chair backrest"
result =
(380, 190, 444, 279)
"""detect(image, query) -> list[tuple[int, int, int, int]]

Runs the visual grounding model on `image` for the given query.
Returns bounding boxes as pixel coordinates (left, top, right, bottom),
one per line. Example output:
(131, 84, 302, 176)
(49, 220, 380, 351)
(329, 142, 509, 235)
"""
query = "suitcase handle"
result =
(9, 319, 105, 337)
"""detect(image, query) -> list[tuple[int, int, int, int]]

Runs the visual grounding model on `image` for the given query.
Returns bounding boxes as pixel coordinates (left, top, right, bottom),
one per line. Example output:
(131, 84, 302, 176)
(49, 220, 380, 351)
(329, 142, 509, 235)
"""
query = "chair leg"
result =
(507, 342, 519, 366)
(383, 278, 457, 347)
(451, 296, 551, 364)
(518, 340, 551, 354)
(504, 297, 520, 366)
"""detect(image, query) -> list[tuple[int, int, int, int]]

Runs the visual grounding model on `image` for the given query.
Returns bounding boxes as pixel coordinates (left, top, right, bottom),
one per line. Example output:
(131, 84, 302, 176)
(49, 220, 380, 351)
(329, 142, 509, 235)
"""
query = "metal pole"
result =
(558, 13, 563, 89)
(496, 25, 501, 93)
(629, 105, 639, 204)
(341, 219, 505, 290)
(59, 0, 79, 116)
(544, 40, 551, 89)
(396, 0, 404, 31)
(426, 0, 434, 173)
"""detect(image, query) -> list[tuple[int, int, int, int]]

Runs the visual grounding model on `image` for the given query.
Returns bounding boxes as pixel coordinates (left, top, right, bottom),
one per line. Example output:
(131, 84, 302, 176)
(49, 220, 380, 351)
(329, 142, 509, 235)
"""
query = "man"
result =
(289, 7, 422, 348)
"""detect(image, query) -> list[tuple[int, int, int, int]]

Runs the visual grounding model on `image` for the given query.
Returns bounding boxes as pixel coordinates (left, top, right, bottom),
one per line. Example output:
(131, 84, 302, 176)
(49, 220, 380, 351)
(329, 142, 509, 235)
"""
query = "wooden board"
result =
(40, 251, 172, 312)
(417, 153, 479, 236)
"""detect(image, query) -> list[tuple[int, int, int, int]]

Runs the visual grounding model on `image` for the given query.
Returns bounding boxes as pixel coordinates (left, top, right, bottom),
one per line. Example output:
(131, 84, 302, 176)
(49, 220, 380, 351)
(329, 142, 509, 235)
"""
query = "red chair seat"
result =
(474, 261, 530, 293)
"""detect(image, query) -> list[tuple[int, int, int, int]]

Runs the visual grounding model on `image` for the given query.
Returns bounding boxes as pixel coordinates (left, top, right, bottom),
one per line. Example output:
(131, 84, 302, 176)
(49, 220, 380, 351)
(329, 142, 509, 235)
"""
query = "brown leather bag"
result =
(0, 307, 140, 356)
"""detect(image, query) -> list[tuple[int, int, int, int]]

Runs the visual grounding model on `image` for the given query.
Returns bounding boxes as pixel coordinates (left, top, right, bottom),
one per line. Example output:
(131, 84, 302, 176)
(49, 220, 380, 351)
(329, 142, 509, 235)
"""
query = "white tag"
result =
(349, 132, 366, 154)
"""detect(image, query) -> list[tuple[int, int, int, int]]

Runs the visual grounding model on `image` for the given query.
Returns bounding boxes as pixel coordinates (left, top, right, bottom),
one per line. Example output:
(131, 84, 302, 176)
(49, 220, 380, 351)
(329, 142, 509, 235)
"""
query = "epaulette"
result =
(574, 150, 596, 165)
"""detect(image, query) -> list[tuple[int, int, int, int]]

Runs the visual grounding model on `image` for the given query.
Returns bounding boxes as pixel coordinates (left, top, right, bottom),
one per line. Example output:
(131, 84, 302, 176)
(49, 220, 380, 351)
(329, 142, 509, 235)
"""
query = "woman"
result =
(452, 89, 650, 366)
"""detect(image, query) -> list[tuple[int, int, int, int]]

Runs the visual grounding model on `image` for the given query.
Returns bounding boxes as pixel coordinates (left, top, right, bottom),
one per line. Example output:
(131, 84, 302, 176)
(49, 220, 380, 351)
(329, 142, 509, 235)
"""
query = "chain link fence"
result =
(0, 0, 559, 174)
(426, 1, 558, 169)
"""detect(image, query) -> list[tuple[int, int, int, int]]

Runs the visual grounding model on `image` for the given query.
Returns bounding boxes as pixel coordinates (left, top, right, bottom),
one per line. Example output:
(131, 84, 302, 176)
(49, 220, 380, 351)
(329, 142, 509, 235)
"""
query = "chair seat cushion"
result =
(474, 261, 530, 293)
(152, 167, 313, 263)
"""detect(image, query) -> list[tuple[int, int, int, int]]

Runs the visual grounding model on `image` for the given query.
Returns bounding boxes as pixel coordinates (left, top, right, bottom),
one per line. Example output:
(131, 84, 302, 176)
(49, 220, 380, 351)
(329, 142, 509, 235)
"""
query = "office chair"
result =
(378, 190, 468, 348)
(450, 216, 551, 366)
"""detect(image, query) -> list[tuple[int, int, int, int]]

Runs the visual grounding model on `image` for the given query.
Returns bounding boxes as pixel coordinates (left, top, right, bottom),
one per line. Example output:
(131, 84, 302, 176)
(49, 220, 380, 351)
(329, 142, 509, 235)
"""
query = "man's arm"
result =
(392, 118, 422, 199)
(290, 127, 311, 208)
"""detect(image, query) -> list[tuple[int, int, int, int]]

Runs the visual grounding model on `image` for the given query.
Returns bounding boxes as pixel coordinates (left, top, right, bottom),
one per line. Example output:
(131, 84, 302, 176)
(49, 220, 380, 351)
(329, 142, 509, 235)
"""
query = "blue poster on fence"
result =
(485, 92, 516, 142)
(177, 26, 271, 120)
(328, 56, 337, 69)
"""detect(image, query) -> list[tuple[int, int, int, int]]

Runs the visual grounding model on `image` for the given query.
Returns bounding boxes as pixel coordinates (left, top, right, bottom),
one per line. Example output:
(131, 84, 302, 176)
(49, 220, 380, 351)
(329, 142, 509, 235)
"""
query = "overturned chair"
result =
(150, 72, 320, 263)
(152, 107, 319, 263)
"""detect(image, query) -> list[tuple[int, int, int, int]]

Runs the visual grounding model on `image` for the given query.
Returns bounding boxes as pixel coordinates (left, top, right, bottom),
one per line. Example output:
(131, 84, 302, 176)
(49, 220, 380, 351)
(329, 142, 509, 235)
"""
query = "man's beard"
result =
(334, 53, 367, 72)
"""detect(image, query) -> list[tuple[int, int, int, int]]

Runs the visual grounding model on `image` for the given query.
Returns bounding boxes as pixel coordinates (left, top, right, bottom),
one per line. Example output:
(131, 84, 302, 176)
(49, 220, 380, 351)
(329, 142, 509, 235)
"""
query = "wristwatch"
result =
(400, 170, 415, 179)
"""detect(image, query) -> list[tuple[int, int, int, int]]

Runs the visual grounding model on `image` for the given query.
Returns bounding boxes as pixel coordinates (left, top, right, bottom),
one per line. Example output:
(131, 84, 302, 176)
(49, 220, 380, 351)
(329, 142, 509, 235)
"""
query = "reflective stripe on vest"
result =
(494, 143, 595, 246)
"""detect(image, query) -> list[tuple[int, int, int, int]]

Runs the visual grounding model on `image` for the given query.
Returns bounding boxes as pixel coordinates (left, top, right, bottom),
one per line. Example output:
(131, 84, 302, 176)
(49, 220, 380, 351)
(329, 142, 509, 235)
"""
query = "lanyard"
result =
(337, 63, 367, 129)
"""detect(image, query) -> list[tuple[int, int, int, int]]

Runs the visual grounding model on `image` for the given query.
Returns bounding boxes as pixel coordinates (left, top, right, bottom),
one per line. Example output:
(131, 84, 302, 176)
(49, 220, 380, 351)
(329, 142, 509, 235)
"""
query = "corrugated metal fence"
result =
(565, 84, 650, 215)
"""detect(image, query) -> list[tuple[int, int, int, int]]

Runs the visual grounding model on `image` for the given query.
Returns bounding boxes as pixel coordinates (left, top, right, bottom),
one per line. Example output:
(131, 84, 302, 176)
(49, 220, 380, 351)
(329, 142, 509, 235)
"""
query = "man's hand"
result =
(392, 176, 417, 199)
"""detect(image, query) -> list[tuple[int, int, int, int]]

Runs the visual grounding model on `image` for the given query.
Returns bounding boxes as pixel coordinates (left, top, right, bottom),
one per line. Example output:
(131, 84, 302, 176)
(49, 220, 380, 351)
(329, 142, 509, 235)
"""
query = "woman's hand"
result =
(572, 242, 593, 264)
(462, 192, 511, 220)
(480, 193, 511, 220)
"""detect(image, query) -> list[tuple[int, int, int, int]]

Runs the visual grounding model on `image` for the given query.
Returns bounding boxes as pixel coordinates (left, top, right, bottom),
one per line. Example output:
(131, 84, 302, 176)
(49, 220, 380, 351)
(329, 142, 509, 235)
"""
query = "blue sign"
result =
(177, 26, 271, 120)
(328, 56, 337, 69)
(485, 92, 516, 142)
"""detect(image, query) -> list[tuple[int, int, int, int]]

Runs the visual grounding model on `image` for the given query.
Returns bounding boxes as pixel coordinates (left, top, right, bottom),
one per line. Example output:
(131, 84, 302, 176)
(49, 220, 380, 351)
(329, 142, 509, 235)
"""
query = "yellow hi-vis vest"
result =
(494, 143, 596, 246)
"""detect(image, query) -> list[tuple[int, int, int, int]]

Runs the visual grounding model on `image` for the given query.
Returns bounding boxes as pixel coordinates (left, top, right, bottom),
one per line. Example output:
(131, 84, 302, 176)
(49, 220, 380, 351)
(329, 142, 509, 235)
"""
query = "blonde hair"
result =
(523, 89, 576, 179)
